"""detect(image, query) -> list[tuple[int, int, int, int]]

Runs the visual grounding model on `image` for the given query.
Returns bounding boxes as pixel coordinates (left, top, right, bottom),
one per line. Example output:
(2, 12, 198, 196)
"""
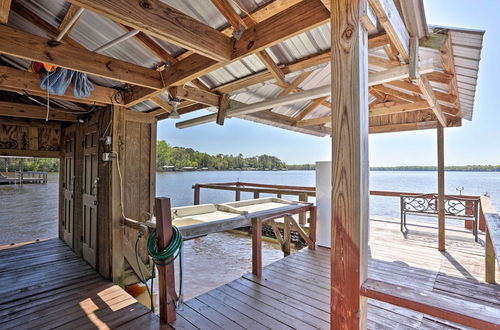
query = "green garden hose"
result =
(135, 227, 183, 313)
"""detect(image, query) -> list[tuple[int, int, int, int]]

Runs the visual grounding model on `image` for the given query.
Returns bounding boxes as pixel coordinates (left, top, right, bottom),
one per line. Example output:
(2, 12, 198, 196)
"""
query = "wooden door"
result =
(62, 132, 75, 248)
(82, 123, 98, 267)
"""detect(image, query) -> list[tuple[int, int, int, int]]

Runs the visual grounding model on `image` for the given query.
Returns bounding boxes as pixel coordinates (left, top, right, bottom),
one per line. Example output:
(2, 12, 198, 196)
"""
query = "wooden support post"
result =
(252, 217, 262, 277)
(298, 193, 308, 224)
(253, 191, 260, 199)
(235, 182, 241, 201)
(154, 197, 177, 324)
(309, 206, 317, 250)
(437, 126, 445, 251)
(330, 0, 369, 328)
(194, 184, 200, 205)
(464, 200, 473, 230)
(283, 216, 291, 256)
(485, 227, 496, 284)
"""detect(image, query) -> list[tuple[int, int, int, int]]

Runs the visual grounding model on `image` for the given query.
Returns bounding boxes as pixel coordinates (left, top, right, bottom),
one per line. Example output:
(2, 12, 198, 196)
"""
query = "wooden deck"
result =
(166, 218, 500, 330)
(1, 219, 499, 329)
(0, 238, 159, 330)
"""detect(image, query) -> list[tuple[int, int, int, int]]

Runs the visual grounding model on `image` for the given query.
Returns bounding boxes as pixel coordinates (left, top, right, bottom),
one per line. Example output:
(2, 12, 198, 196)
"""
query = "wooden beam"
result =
(437, 125, 445, 251)
(294, 96, 329, 121)
(330, 0, 369, 328)
(361, 279, 500, 329)
(233, 0, 330, 58)
(156, 103, 207, 121)
(279, 71, 313, 96)
(440, 33, 461, 117)
(368, 59, 434, 86)
(0, 148, 60, 158)
(416, 75, 447, 127)
(125, 0, 330, 106)
(409, 37, 419, 80)
(215, 51, 330, 94)
(124, 54, 219, 107)
(216, 94, 229, 125)
(385, 80, 458, 105)
(11, 2, 82, 48)
(368, 120, 452, 134)
(368, 32, 390, 49)
(0, 0, 11, 24)
(150, 96, 171, 113)
(119, 24, 175, 64)
(369, 0, 410, 61)
(211, 0, 248, 31)
(256, 50, 288, 87)
(0, 25, 162, 89)
(295, 115, 331, 127)
(68, 0, 232, 62)
(360, 3, 377, 33)
(0, 101, 79, 122)
(169, 86, 220, 107)
(369, 100, 428, 116)
(0, 66, 119, 106)
(58, 4, 82, 35)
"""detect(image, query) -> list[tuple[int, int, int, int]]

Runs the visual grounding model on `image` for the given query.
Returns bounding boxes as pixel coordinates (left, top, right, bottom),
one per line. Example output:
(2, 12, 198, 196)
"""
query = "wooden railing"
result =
(480, 195, 500, 284)
(193, 181, 498, 283)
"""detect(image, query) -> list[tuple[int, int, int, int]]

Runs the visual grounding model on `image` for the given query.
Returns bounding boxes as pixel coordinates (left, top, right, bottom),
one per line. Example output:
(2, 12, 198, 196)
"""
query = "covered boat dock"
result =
(0, 0, 498, 329)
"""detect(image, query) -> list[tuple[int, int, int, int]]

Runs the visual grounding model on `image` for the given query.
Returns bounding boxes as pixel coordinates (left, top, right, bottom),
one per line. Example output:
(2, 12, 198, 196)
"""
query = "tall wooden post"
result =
(155, 197, 177, 324)
(330, 0, 369, 328)
(437, 126, 445, 251)
(251, 217, 262, 277)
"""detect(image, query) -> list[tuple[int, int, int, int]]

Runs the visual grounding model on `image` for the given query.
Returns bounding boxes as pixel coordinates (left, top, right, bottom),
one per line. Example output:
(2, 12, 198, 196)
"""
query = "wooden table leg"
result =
(284, 217, 291, 256)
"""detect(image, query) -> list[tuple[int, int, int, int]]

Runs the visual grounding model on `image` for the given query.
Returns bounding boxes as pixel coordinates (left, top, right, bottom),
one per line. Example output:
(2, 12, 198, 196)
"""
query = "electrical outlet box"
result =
(102, 152, 114, 162)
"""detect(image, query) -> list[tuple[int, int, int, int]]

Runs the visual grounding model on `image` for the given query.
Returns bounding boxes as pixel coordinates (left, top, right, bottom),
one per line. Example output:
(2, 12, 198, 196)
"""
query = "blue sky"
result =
(158, 0, 500, 166)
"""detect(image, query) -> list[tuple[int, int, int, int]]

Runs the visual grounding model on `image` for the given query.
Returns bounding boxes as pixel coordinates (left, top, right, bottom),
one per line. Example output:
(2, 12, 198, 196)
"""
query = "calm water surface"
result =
(1, 170, 499, 303)
(1, 170, 499, 245)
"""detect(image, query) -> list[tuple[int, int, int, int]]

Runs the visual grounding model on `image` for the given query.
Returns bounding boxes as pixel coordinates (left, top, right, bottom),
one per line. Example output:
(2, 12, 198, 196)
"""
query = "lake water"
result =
(1, 170, 499, 245)
(1, 170, 499, 302)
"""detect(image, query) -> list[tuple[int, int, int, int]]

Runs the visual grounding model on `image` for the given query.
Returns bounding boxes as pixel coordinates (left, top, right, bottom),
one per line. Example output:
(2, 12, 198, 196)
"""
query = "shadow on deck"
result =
(1, 219, 499, 329)
(0, 238, 159, 329)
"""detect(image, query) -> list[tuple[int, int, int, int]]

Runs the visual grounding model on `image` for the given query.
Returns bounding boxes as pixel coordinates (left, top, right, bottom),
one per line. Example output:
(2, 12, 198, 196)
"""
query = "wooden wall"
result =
(0, 116, 61, 157)
(58, 106, 156, 284)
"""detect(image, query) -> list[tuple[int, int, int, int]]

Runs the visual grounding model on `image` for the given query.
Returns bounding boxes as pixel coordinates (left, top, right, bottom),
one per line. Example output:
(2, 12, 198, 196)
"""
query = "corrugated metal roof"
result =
(1, 0, 485, 136)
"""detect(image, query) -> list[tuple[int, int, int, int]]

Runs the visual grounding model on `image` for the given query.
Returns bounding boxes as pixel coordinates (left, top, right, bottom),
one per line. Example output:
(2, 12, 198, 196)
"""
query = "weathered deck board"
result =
(169, 219, 500, 330)
(1, 219, 499, 329)
(0, 238, 157, 330)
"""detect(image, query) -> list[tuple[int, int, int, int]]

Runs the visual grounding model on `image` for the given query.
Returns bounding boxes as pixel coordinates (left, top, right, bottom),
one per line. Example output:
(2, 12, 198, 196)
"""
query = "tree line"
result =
(156, 140, 286, 171)
(0, 157, 59, 172)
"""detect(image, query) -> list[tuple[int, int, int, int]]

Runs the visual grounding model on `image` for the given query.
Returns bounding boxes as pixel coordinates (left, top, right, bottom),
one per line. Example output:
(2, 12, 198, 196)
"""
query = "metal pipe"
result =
(54, 7, 85, 42)
(176, 84, 331, 129)
(94, 29, 140, 53)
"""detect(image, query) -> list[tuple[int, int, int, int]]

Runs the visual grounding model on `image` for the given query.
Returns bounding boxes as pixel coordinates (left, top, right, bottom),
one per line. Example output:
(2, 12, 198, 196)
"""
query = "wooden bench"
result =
(400, 194, 479, 241)
(361, 278, 500, 329)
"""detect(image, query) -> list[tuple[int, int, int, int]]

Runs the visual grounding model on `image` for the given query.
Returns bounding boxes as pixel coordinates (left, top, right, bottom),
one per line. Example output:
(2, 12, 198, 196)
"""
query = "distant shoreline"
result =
(285, 165, 500, 172)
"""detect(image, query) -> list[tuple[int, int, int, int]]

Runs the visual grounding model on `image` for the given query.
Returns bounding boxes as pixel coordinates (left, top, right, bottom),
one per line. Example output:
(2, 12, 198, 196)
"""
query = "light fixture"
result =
(168, 97, 182, 119)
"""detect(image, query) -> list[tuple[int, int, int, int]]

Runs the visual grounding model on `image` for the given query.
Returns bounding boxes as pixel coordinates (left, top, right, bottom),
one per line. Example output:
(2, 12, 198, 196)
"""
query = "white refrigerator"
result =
(315, 161, 331, 248)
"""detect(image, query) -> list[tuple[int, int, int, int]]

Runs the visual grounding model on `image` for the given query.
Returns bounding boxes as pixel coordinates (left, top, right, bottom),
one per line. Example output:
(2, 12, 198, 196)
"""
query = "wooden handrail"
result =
(480, 195, 500, 283)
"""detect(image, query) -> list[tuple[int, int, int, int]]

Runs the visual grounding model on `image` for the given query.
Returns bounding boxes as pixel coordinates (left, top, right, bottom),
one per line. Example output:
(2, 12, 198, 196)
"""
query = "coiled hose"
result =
(135, 227, 183, 313)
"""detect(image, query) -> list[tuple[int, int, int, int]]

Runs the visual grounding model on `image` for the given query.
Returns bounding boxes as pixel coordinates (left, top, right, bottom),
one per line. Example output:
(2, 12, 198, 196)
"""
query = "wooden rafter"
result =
(294, 96, 328, 121)
(256, 50, 288, 87)
(0, 101, 79, 122)
(0, 25, 162, 89)
(67, 0, 233, 62)
(210, 0, 248, 31)
(216, 93, 229, 125)
(0, 0, 11, 24)
(0, 66, 117, 105)
(11, 2, 82, 48)
(416, 75, 447, 127)
(440, 33, 461, 117)
(386, 80, 457, 105)
(124, 0, 330, 106)
(58, 4, 82, 35)
(169, 86, 220, 107)
(369, 100, 429, 117)
(369, 0, 410, 62)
